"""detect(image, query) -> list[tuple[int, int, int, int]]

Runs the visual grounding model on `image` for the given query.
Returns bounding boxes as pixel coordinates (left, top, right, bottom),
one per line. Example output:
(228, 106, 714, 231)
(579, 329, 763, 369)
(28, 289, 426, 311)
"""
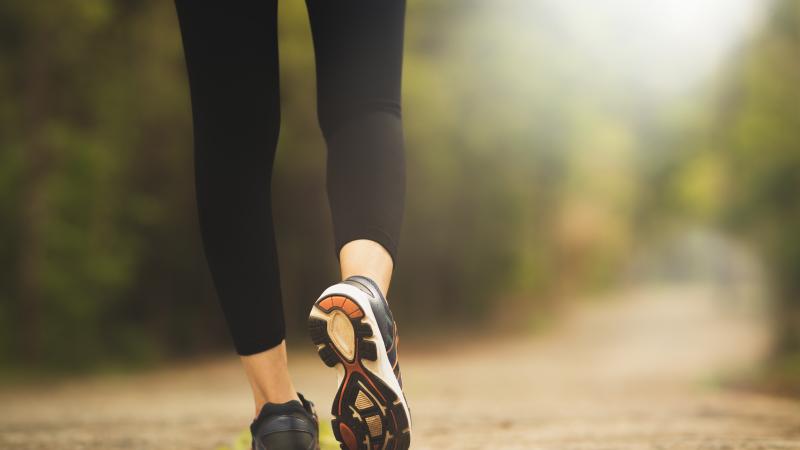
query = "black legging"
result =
(174, 0, 406, 355)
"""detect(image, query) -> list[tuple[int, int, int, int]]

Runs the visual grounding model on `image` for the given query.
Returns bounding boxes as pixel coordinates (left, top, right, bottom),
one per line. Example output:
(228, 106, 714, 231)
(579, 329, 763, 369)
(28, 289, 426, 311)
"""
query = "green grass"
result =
(217, 420, 339, 450)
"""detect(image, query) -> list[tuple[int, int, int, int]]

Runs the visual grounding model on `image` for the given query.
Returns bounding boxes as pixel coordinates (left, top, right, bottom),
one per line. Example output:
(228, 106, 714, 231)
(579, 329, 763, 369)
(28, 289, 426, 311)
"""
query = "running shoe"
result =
(308, 275, 411, 450)
(250, 392, 320, 450)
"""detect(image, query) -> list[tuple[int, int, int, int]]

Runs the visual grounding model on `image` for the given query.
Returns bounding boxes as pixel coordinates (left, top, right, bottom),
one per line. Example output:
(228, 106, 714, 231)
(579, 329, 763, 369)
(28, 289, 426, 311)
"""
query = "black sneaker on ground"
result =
(250, 392, 320, 450)
(308, 275, 411, 450)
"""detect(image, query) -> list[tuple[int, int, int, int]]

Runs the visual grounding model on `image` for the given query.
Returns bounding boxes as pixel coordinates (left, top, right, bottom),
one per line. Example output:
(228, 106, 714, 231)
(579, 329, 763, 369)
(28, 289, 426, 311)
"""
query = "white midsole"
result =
(309, 282, 411, 432)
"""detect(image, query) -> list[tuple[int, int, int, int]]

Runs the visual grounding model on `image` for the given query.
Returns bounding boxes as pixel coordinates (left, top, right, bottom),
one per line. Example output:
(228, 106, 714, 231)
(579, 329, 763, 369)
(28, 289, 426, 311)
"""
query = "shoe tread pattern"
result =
(310, 295, 410, 450)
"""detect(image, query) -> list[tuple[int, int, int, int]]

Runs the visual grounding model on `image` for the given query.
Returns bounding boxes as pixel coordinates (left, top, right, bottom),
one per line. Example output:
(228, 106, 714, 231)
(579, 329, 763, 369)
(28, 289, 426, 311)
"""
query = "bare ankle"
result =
(240, 340, 300, 414)
(339, 239, 394, 296)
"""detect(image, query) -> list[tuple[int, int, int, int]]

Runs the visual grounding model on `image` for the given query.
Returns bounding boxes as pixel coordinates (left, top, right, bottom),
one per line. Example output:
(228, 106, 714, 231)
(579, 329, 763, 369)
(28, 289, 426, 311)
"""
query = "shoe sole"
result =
(309, 285, 410, 450)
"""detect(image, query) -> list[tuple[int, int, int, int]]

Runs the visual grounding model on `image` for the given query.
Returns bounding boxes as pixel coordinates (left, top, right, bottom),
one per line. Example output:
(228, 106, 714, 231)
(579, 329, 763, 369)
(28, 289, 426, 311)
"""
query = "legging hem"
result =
(232, 329, 286, 356)
(335, 229, 399, 267)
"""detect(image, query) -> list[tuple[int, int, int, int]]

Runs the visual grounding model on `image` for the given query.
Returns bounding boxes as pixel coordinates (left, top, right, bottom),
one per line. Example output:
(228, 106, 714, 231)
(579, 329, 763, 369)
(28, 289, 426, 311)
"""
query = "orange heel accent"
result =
(319, 297, 334, 310)
(317, 295, 365, 319)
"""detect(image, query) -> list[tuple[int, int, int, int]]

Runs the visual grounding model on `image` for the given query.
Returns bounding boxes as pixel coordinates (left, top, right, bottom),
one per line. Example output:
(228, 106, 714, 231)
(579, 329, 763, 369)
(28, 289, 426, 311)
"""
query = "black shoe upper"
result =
(342, 275, 403, 388)
(250, 393, 319, 450)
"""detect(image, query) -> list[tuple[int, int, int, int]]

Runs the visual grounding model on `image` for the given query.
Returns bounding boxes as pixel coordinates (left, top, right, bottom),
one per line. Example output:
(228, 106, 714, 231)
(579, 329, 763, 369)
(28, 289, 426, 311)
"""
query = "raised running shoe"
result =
(308, 275, 410, 450)
(250, 392, 320, 450)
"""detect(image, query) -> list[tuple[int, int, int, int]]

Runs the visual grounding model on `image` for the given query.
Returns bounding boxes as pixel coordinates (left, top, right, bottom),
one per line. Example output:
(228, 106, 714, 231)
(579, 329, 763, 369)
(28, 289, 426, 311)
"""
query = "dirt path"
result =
(2, 284, 799, 449)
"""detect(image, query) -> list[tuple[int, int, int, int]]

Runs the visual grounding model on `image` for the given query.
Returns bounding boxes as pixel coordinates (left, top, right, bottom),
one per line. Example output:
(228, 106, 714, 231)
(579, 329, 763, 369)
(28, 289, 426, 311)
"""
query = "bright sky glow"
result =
(512, 0, 771, 97)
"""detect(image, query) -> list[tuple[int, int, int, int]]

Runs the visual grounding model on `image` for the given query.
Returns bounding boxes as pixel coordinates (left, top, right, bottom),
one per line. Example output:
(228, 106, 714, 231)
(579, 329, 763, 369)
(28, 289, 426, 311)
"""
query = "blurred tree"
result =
(712, 0, 800, 355)
(0, 1, 225, 369)
(662, 0, 800, 360)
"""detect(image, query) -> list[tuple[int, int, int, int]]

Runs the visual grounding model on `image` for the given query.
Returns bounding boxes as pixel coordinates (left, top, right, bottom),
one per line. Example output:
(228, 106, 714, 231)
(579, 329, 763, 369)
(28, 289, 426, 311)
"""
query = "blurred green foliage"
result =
(1, 1, 218, 368)
(1, 0, 796, 371)
(667, 0, 800, 356)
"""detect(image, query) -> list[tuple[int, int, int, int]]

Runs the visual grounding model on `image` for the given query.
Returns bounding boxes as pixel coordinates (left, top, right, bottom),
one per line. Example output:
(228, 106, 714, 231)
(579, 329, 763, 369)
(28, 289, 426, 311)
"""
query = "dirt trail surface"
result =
(2, 284, 800, 449)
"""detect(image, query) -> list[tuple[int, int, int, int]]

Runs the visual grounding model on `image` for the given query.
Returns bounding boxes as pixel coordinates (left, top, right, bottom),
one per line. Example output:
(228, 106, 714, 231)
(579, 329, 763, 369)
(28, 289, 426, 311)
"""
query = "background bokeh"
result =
(1, 0, 798, 394)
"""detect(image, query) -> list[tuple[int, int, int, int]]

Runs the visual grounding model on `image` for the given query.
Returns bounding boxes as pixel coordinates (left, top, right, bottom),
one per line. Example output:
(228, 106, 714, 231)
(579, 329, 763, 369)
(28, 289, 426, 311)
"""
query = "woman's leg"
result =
(305, 1, 410, 448)
(174, 0, 298, 412)
(306, 0, 407, 290)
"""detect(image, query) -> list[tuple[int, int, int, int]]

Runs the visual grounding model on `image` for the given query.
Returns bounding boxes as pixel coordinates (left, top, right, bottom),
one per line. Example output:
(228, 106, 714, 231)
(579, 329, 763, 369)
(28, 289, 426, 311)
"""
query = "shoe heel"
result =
(309, 295, 375, 368)
(309, 293, 410, 450)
